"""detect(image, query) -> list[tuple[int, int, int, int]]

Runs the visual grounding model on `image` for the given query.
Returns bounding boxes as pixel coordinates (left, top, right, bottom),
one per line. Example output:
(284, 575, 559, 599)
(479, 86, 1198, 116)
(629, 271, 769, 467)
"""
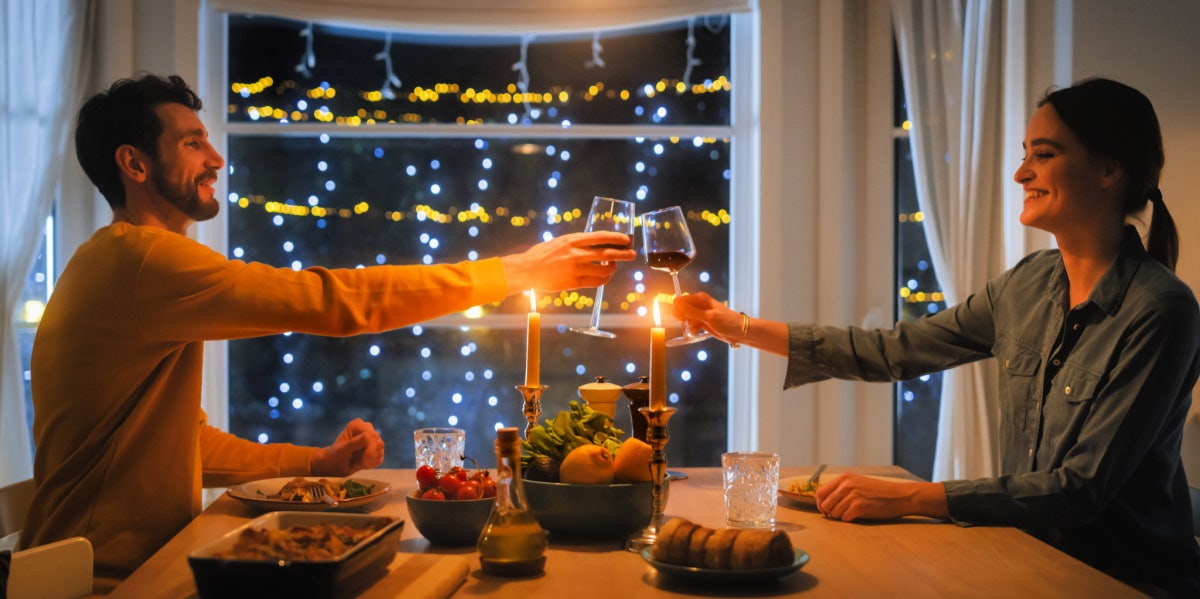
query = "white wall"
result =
(753, 0, 895, 468)
(1069, 0, 1200, 484)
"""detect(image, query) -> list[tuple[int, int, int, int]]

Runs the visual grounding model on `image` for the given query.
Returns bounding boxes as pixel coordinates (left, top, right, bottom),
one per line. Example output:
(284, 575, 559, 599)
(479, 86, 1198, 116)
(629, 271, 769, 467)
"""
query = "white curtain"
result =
(205, 0, 752, 34)
(0, 0, 95, 486)
(891, 0, 1008, 481)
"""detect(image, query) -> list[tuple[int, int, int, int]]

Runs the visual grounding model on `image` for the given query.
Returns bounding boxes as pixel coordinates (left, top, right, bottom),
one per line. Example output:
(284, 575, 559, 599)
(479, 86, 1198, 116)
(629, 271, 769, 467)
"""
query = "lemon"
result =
(559, 444, 615, 484)
(612, 437, 654, 482)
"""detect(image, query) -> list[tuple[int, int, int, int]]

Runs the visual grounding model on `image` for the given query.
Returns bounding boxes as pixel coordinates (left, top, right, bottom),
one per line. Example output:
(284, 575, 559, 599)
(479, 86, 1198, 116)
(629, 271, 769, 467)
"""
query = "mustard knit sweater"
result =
(24, 222, 506, 584)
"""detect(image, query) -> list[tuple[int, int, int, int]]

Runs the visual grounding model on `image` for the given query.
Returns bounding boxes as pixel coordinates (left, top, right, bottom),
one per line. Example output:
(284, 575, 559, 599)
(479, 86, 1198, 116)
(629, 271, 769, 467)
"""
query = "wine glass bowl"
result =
(640, 206, 712, 346)
(570, 196, 636, 338)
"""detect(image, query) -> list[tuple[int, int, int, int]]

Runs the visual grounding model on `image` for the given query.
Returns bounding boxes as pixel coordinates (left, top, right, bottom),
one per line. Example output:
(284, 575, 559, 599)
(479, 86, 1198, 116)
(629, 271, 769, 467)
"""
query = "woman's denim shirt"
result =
(785, 229, 1200, 595)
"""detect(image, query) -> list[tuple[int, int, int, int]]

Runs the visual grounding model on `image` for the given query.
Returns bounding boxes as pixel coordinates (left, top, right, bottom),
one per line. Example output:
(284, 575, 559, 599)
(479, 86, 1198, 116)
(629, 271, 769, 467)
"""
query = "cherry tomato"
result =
(416, 465, 439, 490)
(420, 488, 446, 500)
(455, 480, 482, 500)
(437, 473, 464, 496)
(478, 476, 497, 499)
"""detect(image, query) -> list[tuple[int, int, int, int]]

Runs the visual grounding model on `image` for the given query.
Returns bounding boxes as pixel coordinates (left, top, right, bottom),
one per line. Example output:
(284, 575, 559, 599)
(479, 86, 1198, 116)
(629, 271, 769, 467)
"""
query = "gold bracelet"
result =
(730, 312, 749, 349)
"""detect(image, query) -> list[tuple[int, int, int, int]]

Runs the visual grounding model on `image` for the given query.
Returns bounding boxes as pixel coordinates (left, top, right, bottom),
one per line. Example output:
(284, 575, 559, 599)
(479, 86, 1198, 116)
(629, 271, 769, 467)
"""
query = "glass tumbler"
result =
(414, 427, 466, 473)
(721, 451, 780, 528)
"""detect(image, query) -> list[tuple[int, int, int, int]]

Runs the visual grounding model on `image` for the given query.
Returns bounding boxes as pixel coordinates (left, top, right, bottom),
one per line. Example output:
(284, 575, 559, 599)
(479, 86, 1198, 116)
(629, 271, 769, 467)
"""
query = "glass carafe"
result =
(477, 427, 547, 576)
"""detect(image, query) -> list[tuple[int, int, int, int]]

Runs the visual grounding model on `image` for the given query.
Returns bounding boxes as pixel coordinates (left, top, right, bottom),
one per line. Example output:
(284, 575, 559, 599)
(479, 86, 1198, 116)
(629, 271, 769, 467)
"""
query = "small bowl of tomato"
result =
(406, 465, 495, 546)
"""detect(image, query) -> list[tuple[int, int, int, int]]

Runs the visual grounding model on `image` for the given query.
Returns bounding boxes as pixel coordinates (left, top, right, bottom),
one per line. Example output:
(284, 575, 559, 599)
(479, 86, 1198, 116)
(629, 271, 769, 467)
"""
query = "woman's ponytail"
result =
(1146, 189, 1179, 272)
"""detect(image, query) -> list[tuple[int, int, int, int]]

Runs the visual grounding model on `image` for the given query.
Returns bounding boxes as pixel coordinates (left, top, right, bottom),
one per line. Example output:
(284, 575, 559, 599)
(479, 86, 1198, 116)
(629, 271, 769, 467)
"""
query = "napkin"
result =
(357, 553, 470, 599)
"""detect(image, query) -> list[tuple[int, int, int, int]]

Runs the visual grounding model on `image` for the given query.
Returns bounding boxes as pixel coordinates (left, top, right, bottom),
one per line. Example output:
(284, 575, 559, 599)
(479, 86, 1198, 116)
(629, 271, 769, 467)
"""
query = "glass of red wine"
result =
(570, 196, 636, 338)
(641, 205, 712, 346)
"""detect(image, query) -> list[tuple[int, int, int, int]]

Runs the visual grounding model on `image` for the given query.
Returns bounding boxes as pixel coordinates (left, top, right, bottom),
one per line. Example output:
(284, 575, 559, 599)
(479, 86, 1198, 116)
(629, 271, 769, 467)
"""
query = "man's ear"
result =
(115, 145, 149, 183)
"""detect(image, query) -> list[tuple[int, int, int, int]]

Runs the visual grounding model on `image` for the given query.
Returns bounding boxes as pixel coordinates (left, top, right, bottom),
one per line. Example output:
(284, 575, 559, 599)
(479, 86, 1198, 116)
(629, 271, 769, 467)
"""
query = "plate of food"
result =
(227, 477, 392, 512)
(641, 517, 809, 582)
(778, 474, 914, 509)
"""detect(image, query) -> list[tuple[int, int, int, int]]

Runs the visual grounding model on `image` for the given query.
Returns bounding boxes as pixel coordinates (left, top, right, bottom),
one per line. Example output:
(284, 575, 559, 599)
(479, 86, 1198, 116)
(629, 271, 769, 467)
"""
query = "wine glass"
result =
(641, 206, 712, 346)
(569, 196, 636, 338)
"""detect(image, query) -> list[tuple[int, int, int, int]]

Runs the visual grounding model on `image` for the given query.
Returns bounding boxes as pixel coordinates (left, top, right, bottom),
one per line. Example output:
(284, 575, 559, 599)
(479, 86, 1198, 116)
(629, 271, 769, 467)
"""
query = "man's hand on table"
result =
(814, 473, 949, 522)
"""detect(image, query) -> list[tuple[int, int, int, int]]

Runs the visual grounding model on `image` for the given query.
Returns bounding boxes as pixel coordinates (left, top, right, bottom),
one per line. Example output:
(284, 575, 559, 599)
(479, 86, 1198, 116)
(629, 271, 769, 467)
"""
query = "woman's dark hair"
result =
(74, 73, 203, 209)
(1039, 78, 1178, 272)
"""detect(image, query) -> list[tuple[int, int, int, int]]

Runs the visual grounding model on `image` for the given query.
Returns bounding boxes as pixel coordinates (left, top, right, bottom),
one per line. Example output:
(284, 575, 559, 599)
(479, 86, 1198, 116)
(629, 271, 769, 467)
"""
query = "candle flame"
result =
(529, 289, 537, 313)
(653, 298, 661, 327)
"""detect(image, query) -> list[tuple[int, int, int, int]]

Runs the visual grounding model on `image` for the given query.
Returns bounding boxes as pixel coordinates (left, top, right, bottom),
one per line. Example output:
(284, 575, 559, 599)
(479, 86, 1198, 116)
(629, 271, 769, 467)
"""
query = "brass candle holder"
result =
(624, 406, 676, 553)
(514, 384, 547, 437)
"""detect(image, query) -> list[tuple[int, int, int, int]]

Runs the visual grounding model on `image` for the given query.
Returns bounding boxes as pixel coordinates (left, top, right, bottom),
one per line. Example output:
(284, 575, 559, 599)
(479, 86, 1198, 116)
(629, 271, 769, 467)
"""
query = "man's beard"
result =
(152, 168, 219, 222)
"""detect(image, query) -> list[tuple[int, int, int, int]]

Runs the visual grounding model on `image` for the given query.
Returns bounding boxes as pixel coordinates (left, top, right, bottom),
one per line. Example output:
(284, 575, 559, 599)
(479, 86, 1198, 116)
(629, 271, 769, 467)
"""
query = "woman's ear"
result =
(1098, 157, 1125, 191)
(115, 145, 149, 183)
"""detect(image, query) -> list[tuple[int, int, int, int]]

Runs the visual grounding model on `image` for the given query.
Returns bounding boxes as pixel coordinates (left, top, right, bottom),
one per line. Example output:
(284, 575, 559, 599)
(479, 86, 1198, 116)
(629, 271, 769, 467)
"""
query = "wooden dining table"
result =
(109, 465, 1143, 598)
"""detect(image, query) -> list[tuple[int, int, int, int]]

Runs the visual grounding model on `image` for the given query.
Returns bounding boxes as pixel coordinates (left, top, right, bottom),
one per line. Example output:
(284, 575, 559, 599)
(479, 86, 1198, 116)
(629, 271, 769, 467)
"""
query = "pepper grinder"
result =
(621, 375, 650, 443)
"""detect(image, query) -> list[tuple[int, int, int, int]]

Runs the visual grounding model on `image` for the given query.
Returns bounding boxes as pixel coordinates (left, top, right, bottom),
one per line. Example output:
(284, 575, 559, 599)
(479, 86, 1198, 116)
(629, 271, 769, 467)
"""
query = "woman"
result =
(674, 78, 1199, 596)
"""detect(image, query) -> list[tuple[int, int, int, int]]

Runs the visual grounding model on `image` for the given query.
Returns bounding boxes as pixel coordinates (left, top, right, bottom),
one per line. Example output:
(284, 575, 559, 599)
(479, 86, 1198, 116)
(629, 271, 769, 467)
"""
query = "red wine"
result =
(590, 235, 633, 251)
(646, 251, 693, 273)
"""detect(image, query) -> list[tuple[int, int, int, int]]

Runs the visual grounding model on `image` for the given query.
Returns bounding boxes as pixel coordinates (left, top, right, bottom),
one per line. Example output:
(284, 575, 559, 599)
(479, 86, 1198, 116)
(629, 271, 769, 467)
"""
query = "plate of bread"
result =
(641, 517, 809, 581)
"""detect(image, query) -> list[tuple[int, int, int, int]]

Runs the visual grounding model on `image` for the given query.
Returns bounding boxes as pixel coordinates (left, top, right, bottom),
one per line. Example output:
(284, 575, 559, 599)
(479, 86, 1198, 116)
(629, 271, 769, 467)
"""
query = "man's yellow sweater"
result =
(24, 222, 506, 585)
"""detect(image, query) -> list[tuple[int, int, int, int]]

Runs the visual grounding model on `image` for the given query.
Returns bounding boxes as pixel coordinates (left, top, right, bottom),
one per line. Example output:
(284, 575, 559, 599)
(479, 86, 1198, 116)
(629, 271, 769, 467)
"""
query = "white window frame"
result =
(192, 5, 761, 454)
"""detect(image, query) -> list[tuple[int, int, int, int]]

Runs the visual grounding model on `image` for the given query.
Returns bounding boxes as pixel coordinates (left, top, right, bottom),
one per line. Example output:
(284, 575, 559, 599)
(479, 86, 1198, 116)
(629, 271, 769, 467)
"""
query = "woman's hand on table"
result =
(310, 418, 386, 476)
(814, 473, 949, 521)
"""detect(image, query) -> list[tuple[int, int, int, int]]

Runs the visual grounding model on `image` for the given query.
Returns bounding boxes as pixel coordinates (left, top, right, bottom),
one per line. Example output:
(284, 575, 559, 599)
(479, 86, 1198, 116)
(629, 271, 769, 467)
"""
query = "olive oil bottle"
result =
(477, 427, 547, 576)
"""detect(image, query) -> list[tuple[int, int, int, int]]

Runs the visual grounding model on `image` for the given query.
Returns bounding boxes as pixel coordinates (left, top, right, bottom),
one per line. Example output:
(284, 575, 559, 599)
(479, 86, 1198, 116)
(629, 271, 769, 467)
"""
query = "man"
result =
(23, 73, 635, 589)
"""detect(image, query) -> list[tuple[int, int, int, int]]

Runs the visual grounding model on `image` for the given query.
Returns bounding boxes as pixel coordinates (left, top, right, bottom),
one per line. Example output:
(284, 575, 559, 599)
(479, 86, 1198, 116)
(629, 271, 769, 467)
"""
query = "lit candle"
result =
(650, 299, 666, 410)
(525, 289, 540, 387)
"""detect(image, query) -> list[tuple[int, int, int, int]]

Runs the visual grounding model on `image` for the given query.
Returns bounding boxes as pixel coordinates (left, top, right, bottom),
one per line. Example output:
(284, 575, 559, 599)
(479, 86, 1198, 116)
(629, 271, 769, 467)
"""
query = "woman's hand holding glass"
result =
(641, 205, 712, 346)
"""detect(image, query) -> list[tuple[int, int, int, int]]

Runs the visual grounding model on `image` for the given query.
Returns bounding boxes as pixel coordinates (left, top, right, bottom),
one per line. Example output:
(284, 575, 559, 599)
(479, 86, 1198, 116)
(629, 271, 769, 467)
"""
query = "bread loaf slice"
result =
(650, 519, 795, 570)
(685, 526, 714, 567)
(701, 528, 740, 569)
(652, 518, 690, 562)
(667, 522, 699, 565)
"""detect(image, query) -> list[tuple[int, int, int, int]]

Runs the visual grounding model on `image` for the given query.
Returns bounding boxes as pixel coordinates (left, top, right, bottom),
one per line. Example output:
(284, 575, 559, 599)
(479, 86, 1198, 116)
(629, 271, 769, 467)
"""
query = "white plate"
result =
(778, 474, 914, 508)
(227, 477, 392, 512)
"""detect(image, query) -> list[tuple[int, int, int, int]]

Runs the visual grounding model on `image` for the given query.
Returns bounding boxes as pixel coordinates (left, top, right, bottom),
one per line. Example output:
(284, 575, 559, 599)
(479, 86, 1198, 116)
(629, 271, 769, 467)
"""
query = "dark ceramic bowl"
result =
(405, 490, 493, 546)
(523, 479, 661, 537)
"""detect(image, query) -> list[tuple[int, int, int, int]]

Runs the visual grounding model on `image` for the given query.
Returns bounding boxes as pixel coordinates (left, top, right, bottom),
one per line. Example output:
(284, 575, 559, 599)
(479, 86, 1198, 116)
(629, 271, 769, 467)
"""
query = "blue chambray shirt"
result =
(785, 229, 1200, 596)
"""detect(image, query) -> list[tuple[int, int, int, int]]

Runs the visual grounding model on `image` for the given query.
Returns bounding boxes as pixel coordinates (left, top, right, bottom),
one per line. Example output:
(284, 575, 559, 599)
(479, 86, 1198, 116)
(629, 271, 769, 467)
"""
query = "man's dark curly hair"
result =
(75, 73, 203, 208)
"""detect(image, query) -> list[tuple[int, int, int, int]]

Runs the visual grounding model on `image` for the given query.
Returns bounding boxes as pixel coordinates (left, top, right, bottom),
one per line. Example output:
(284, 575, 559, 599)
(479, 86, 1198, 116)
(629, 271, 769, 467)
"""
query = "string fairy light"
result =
(585, 32, 605, 68)
(682, 18, 703, 88)
(375, 32, 403, 100)
(512, 34, 535, 125)
(295, 22, 315, 78)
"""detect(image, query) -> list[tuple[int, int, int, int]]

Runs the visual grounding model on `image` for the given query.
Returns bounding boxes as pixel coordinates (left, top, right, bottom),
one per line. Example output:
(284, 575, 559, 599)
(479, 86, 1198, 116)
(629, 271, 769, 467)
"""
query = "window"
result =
(892, 50, 945, 481)
(223, 15, 734, 467)
(16, 216, 54, 457)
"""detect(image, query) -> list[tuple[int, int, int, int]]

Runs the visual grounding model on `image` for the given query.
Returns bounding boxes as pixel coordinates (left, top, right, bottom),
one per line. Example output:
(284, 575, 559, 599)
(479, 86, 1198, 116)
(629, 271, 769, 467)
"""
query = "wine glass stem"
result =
(588, 284, 606, 329)
(670, 273, 694, 337)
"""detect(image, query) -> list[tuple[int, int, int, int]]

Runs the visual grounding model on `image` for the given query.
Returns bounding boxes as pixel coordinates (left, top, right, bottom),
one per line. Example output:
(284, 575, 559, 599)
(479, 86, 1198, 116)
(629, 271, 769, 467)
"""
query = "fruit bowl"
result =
(405, 490, 493, 546)
(524, 478, 662, 538)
